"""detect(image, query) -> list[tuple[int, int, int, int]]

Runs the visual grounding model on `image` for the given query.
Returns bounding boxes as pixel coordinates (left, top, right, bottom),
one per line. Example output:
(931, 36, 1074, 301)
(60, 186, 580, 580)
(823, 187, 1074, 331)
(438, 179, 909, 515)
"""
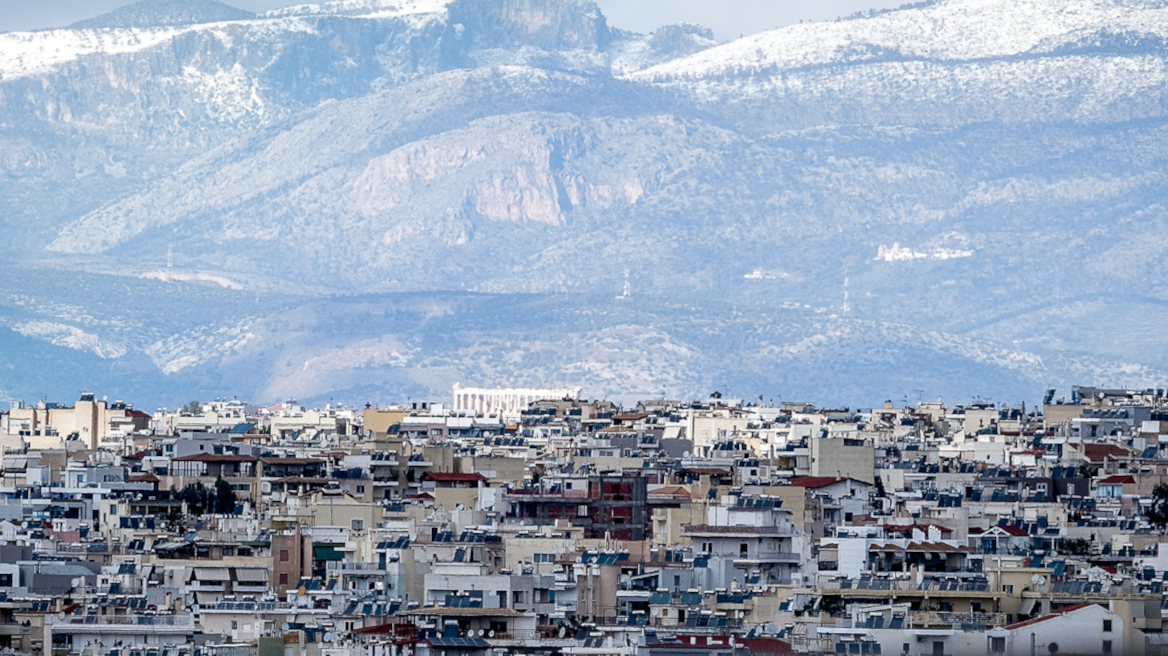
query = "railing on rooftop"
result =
(58, 614, 194, 627)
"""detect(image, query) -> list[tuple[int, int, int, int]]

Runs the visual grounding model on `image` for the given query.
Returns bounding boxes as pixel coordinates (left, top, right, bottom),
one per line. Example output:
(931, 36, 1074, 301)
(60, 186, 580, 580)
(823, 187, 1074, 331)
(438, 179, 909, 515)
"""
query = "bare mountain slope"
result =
(2, 0, 1168, 406)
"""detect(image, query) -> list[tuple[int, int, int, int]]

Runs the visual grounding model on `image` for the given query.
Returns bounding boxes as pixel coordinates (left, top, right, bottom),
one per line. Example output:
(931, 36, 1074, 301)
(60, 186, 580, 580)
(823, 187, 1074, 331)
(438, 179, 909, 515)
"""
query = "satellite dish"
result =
(281, 623, 291, 632)
(765, 623, 778, 634)
(71, 578, 82, 588)
(488, 631, 495, 638)
(297, 585, 307, 596)
(325, 633, 336, 643)
(57, 611, 65, 619)
(477, 630, 485, 637)
(558, 627, 566, 639)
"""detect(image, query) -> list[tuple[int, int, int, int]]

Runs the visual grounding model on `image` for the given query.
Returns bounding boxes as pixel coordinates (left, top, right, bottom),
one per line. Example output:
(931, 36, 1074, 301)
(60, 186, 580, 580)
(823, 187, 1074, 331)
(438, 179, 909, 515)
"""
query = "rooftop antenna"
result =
(165, 244, 173, 283)
(620, 269, 632, 300)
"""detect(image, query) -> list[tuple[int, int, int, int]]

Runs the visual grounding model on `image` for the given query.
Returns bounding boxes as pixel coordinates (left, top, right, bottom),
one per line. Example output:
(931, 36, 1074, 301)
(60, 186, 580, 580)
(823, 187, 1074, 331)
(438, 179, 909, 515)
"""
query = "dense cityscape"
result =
(0, 385, 1163, 656)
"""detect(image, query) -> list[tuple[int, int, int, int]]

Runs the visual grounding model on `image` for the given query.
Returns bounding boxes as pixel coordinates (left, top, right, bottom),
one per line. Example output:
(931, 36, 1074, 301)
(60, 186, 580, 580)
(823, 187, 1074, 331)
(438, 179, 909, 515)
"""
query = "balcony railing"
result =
(326, 562, 384, 572)
(58, 615, 194, 627)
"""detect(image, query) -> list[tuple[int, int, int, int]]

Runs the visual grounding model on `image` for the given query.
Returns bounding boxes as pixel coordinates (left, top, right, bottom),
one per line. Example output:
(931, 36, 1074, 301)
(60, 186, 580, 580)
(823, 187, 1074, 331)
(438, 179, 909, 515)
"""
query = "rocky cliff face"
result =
(2, 0, 1168, 407)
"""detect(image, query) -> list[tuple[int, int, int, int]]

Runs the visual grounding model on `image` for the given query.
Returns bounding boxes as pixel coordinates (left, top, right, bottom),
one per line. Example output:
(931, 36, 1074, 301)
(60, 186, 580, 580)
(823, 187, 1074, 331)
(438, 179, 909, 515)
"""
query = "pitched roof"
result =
(792, 476, 862, 489)
(128, 473, 159, 483)
(649, 486, 691, 496)
(1083, 443, 1132, 462)
(1004, 603, 1094, 631)
(424, 472, 489, 483)
(1097, 475, 1135, 485)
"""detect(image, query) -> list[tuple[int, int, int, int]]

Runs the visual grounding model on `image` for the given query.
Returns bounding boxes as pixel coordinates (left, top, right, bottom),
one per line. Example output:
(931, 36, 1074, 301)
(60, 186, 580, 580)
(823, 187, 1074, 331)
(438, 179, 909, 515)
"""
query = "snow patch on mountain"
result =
(13, 322, 128, 359)
(0, 17, 317, 81)
(145, 320, 255, 374)
(264, 0, 451, 19)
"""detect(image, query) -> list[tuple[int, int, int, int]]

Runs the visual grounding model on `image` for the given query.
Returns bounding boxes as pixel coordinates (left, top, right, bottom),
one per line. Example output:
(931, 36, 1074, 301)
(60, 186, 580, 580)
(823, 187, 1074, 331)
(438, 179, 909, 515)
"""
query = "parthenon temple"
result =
(452, 384, 581, 415)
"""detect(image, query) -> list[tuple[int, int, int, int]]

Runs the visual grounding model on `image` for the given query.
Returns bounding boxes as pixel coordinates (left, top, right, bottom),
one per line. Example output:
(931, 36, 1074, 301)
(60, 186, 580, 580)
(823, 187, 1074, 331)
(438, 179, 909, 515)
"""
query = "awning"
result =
(1019, 597, 1038, 616)
(234, 568, 268, 582)
(429, 638, 490, 649)
(192, 567, 230, 581)
(314, 545, 344, 561)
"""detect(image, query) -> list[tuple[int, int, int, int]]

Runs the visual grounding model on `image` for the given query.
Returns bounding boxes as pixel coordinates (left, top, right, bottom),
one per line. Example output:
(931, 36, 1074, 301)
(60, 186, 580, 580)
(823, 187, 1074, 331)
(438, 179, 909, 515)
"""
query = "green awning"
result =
(314, 545, 344, 560)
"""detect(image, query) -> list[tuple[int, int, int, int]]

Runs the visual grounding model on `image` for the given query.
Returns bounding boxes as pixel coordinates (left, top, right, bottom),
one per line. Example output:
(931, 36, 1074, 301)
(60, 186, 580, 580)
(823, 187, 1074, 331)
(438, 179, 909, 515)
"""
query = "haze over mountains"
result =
(2, 0, 1167, 410)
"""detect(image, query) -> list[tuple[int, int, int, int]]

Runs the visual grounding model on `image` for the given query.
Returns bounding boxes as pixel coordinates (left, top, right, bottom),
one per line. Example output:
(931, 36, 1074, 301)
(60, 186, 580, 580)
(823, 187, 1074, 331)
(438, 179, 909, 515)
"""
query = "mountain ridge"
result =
(70, 0, 256, 30)
(1, 0, 1167, 407)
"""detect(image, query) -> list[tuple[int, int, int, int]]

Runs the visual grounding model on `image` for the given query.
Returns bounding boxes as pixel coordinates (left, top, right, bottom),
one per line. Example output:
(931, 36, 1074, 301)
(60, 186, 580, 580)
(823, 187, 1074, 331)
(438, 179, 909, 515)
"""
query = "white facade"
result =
(452, 384, 580, 415)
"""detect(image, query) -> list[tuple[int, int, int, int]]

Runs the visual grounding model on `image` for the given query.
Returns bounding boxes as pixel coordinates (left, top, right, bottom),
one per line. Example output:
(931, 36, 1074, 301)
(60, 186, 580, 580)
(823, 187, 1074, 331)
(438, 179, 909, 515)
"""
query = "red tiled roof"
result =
(1004, 603, 1093, 630)
(737, 639, 794, 655)
(126, 409, 152, 419)
(792, 476, 861, 489)
(424, 472, 488, 482)
(128, 473, 159, 483)
(1097, 475, 1135, 485)
(1083, 443, 1132, 462)
(613, 412, 649, 422)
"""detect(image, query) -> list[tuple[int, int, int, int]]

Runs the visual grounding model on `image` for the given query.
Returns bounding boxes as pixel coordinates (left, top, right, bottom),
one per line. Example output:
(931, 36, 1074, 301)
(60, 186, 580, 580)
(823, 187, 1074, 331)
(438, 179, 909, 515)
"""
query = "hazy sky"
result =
(0, 0, 905, 39)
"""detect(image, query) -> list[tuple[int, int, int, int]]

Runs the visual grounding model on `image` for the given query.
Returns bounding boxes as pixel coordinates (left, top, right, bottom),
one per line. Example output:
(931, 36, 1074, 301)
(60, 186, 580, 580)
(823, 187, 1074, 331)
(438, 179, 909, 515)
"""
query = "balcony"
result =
(734, 551, 802, 563)
(0, 622, 31, 636)
(682, 525, 793, 538)
(326, 562, 384, 572)
(51, 614, 195, 634)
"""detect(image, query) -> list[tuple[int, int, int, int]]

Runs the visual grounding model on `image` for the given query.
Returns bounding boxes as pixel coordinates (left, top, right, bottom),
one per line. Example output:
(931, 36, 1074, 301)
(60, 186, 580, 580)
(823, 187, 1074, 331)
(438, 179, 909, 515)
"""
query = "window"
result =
(351, 518, 365, 531)
(357, 485, 365, 493)
(1102, 641, 1112, 654)
(577, 505, 588, 517)
(231, 621, 238, 630)
(280, 550, 289, 562)
(674, 575, 681, 586)
(740, 543, 749, 557)
(1002, 585, 1013, 594)
(279, 573, 288, 585)
(1103, 620, 1113, 632)
(990, 637, 1006, 653)
(0, 574, 11, 587)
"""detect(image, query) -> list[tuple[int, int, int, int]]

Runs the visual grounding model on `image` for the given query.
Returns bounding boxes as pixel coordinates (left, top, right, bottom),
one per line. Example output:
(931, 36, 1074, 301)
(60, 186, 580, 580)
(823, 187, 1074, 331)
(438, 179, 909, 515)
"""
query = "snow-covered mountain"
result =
(1, 0, 1167, 408)
(634, 0, 1168, 126)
